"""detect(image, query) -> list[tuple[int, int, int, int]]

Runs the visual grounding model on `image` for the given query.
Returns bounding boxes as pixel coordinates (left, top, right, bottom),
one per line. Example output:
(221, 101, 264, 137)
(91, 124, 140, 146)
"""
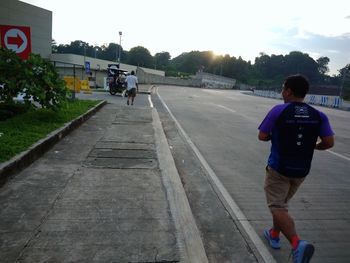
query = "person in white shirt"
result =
(125, 70, 139, 105)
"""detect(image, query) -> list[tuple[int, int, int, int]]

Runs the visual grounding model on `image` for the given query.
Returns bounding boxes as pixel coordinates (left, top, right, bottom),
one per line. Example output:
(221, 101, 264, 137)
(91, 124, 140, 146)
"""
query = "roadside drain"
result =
(84, 142, 158, 169)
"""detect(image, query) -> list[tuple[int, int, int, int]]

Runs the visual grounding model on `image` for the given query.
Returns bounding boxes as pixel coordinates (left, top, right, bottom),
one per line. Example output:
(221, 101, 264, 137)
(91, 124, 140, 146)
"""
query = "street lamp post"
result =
(80, 42, 86, 78)
(82, 44, 86, 64)
(118, 31, 122, 65)
(83, 45, 86, 79)
(339, 66, 349, 99)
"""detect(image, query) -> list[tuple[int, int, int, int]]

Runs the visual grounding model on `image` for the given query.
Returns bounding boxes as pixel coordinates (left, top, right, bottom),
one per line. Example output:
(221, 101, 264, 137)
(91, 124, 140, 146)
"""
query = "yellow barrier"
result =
(63, 76, 81, 93)
(81, 80, 92, 94)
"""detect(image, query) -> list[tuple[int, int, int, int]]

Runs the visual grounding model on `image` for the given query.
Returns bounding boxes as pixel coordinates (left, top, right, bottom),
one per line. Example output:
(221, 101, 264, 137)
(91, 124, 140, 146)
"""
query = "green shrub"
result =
(0, 47, 68, 111)
(24, 53, 67, 110)
(0, 48, 27, 103)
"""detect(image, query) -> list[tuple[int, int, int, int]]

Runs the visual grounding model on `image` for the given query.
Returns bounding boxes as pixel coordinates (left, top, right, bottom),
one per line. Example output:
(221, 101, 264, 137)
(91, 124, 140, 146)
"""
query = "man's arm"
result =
(258, 131, 271, 141)
(315, 135, 334, 150)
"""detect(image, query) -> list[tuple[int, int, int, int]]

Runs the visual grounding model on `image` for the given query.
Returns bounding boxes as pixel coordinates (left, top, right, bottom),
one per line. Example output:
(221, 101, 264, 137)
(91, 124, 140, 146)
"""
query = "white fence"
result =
(253, 90, 343, 108)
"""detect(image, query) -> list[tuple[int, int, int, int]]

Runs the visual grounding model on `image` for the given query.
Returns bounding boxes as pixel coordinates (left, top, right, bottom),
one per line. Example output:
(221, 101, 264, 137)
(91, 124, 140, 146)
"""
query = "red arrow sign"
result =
(0, 25, 31, 60)
(8, 33, 24, 48)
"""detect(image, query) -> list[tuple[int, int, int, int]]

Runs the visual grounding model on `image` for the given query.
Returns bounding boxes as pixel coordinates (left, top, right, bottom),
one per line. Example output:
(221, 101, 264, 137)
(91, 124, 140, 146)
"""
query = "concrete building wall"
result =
(51, 53, 165, 76)
(51, 53, 138, 76)
(0, 0, 52, 58)
(137, 70, 237, 89)
(137, 68, 201, 87)
(51, 53, 166, 88)
(194, 72, 236, 89)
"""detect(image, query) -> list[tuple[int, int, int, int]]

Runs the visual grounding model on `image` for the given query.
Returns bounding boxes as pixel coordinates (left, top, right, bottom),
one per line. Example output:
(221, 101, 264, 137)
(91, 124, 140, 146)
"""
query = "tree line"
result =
(52, 40, 349, 94)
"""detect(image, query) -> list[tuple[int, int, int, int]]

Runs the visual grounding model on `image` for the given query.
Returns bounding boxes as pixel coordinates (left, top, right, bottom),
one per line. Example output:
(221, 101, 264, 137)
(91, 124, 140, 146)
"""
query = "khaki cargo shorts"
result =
(128, 88, 137, 97)
(264, 166, 305, 212)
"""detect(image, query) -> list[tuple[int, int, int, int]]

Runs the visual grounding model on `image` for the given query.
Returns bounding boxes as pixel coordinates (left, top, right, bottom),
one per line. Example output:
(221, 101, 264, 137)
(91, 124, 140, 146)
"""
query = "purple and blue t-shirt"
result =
(259, 102, 334, 177)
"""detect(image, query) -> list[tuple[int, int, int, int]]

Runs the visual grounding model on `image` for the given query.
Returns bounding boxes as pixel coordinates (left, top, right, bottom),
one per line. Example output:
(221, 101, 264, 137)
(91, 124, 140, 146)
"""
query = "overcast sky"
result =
(22, 0, 350, 75)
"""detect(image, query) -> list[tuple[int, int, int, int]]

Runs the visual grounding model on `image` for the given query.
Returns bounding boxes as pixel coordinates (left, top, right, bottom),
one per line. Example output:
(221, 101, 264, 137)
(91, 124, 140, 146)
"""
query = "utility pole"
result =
(118, 31, 122, 66)
(339, 65, 349, 99)
(94, 44, 98, 58)
(80, 42, 86, 78)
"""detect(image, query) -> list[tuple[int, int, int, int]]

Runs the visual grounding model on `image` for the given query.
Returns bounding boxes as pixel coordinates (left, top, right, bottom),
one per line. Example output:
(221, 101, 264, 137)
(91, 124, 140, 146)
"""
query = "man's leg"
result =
(279, 177, 305, 248)
(264, 167, 300, 247)
(131, 89, 136, 105)
(265, 168, 314, 263)
(272, 209, 298, 245)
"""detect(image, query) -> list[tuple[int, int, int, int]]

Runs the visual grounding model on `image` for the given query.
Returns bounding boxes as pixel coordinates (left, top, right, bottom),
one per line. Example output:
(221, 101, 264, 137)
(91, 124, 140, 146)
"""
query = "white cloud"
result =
(327, 50, 341, 54)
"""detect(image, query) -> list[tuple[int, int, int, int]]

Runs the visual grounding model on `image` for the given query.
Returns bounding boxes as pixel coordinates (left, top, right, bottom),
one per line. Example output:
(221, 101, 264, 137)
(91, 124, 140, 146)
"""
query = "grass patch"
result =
(0, 99, 100, 163)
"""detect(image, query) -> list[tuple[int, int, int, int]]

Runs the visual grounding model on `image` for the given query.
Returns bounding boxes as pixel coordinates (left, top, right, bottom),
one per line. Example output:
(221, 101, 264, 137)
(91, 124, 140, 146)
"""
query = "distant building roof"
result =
(50, 53, 165, 76)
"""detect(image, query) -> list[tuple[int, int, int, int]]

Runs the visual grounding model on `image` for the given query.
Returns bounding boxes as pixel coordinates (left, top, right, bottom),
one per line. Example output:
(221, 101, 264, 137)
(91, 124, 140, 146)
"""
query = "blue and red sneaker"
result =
(292, 240, 314, 263)
(263, 229, 281, 249)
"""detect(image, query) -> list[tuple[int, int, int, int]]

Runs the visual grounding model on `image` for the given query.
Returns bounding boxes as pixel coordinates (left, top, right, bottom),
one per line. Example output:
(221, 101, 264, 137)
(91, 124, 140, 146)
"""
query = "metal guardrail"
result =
(253, 90, 345, 109)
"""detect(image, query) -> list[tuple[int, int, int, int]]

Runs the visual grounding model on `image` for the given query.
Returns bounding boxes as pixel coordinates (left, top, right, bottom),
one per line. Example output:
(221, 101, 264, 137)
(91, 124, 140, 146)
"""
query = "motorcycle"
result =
(107, 64, 128, 97)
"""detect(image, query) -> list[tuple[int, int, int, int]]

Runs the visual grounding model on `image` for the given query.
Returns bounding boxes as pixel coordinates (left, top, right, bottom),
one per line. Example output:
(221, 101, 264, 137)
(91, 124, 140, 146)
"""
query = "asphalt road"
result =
(155, 85, 350, 263)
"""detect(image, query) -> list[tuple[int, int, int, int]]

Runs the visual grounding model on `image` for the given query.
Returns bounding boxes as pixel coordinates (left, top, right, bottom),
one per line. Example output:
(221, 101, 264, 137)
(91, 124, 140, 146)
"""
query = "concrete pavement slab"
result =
(0, 101, 184, 262)
(102, 123, 155, 144)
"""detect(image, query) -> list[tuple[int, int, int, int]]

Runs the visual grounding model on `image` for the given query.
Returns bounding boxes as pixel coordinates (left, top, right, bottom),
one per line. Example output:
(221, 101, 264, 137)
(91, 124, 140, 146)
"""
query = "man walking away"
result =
(126, 70, 139, 105)
(258, 74, 334, 263)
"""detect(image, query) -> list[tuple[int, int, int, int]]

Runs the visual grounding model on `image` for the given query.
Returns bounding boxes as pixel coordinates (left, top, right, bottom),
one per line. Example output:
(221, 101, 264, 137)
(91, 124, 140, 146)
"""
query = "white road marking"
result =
(148, 94, 153, 108)
(157, 91, 276, 263)
(210, 103, 260, 123)
(215, 104, 237, 113)
(201, 89, 226, 94)
(326, 150, 350, 162)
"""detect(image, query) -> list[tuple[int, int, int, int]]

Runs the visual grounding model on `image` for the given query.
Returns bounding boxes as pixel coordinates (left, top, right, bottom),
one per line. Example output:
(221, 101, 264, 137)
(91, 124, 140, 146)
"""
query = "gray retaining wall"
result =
(137, 68, 201, 87)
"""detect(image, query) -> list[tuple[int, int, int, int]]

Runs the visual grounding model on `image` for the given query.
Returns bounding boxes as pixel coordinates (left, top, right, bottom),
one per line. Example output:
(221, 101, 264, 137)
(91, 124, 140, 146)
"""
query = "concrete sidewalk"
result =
(0, 99, 206, 262)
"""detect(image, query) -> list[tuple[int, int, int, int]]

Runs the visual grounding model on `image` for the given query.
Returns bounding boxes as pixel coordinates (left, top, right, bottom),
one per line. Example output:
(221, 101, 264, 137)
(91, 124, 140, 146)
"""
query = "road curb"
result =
(152, 107, 209, 263)
(137, 84, 156, 95)
(0, 100, 107, 186)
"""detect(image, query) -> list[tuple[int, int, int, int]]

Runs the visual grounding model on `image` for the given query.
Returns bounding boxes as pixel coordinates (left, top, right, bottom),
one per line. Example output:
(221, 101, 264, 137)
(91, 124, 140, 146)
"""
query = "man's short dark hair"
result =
(283, 74, 309, 98)
(131, 70, 135, 75)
